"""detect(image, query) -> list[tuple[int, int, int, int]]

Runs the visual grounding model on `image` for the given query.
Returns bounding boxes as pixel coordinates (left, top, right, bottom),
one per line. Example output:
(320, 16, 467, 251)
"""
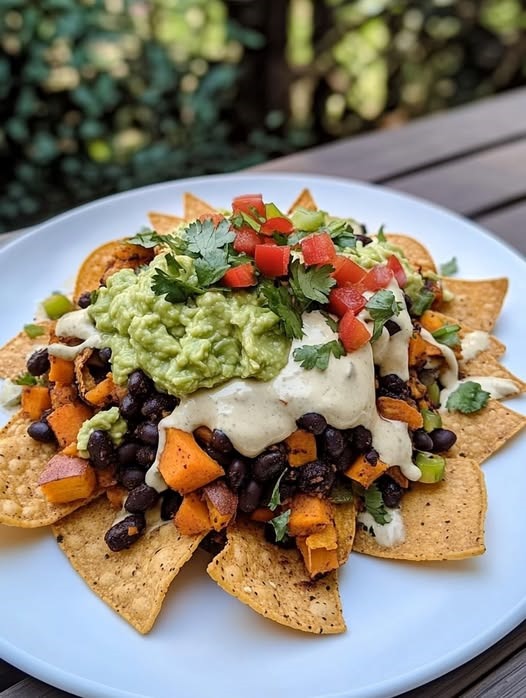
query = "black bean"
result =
(199, 530, 227, 555)
(204, 444, 232, 468)
(136, 445, 156, 467)
(105, 514, 145, 552)
(135, 421, 159, 447)
(296, 412, 327, 435)
(355, 233, 372, 247)
(378, 374, 410, 399)
(119, 467, 145, 490)
(120, 393, 141, 420)
(125, 483, 159, 513)
(263, 523, 296, 548)
(252, 449, 286, 482)
(127, 370, 153, 398)
(351, 425, 372, 452)
(412, 429, 434, 451)
(77, 291, 92, 309)
(87, 430, 116, 469)
(323, 427, 345, 458)
(238, 480, 263, 513)
(332, 444, 355, 472)
(210, 429, 234, 454)
(378, 477, 403, 508)
(364, 449, 379, 466)
(98, 347, 112, 364)
(226, 458, 249, 492)
(160, 489, 182, 520)
(297, 460, 335, 495)
(384, 319, 401, 336)
(430, 428, 457, 452)
(26, 348, 50, 377)
(140, 393, 177, 420)
(117, 442, 140, 466)
(278, 467, 298, 501)
(27, 420, 56, 443)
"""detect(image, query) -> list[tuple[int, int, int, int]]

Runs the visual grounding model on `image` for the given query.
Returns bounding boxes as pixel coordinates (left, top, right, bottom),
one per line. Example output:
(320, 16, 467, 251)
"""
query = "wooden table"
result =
(1, 87, 525, 698)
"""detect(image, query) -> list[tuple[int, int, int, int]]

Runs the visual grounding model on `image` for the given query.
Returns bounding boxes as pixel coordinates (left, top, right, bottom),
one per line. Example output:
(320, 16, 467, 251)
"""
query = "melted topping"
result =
(48, 308, 102, 360)
(357, 508, 406, 547)
(461, 330, 490, 362)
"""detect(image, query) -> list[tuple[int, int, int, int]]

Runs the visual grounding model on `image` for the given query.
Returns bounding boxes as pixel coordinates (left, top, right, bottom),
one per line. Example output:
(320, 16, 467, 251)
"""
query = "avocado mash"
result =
(77, 406, 127, 454)
(89, 255, 289, 396)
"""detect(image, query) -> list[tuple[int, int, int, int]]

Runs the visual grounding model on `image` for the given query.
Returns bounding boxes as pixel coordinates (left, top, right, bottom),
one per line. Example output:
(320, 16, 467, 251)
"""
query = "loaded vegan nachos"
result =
(0, 188, 525, 635)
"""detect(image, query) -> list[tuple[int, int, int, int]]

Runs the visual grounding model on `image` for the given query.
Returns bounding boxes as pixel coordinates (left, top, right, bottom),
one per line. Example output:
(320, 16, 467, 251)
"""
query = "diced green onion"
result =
(415, 452, 446, 484)
(23, 323, 46, 339)
(291, 207, 325, 232)
(421, 408, 442, 432)
(42, 293, 75, 320)
(265, 202, 284, 219)
(427, 381, 441, 407)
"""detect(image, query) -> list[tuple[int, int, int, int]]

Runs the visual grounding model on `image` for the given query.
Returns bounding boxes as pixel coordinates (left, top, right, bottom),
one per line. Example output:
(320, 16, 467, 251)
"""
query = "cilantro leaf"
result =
(184, 218, 235, 258)
(151, 255, 204, 303)
(329, 481, 354, 504)
(260, 281, 303, 339)
(364, 483, 391, 525)
(440, 257, 458, 277)
(293, 340, 345, 370)
(320, 310, 339, 332)
(127, 229, 165, 249)
(327, 219, 358, 249)
(446, 381, 490, 414)
(289, 261, 336, 305)
(268, 470, 286, 512)
(270, 509, 291, 542)
(23, 324, 45, 339)
(376, 225, 387, 243)
(409, 288, 435, 317)
(14, 372, 38, 386)
(432, 323, 461, 348)
(365, 289, 402, 341)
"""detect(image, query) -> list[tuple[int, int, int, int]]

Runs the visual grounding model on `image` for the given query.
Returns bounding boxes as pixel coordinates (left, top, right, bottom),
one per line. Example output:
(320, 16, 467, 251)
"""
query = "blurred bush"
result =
(0, 0, 525, 231)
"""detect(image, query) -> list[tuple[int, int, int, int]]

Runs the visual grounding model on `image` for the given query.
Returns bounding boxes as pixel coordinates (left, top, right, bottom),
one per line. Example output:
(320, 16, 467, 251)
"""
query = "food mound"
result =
(0, 189, 525, 635)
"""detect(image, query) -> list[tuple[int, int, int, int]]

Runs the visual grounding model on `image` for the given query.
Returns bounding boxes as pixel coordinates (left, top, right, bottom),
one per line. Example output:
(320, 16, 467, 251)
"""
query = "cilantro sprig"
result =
(268, 471, 286, 511)
(440, 257, 458, 277)
(269, 509, 291, 542)
(446, 381, 490, 414)
(363, 483, 391, 525)
(293, 340, 345, 370)
(289, 261, 336, 305)
(365, 290, 402, 341)
(259, 282, 303, 339)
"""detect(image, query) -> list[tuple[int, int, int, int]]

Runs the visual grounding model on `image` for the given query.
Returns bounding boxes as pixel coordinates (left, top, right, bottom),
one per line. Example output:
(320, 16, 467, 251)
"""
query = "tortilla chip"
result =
(333, 501, 356, 565)
(443, 399, 526, 465)
(183, 193, 217, 221)
(353, 458, 486, 561)
(0, 323, 52, 380)
(287, 188, 317, 213)
(440, 278, 508, 332)
(0, 411, 92, 527)
(386, 234, 437, 274)
(462, 353, 526, 393)
(147, 212, 185, 236)
(207, 519, 345, 634)
(53, 497, 203, 634)
(73, 240, 125, 299)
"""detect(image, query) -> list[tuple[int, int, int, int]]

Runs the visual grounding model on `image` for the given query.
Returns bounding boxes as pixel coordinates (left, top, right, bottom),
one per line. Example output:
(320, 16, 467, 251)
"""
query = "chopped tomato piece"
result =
(233, 227, 262, 257)
(386, 255, 407, 288)
(222, 263, 257, 288)
(259, 216, 294, 236)
(232, 194, 265, 220)
(198, 213, 225, 225)
(332, 255, 366, 286)
(361, 264, 393, 292)
(338, 312, 371, 352)
(300, 232, 336, 266)
(328, 287, 366, 318)
(255, 244, 290, 277)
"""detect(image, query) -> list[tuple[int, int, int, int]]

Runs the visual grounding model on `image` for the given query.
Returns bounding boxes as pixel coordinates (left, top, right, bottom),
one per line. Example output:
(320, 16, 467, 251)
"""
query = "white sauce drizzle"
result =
(47, 308, 102, 360)
(420, 327, 459, 389)
(461, 331, 490, 362)
(357, 508, 406, 547)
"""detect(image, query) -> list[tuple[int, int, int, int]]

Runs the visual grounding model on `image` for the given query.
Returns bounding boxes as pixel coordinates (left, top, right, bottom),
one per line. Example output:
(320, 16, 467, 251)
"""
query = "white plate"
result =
(0, 173, 525, 698)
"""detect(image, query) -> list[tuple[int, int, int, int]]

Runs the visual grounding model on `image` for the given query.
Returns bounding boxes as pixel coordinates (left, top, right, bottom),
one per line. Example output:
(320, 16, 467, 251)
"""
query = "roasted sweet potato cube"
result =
(203, 480, 237, 531)
(408, 330, 443, 368)
(47, 401, 93, 448)
(21, 385, 51, 421)
(297, 524, 340, 578)
(174, 492, 212, 536)
(344, 453, 389, 488)
(38, 455, 96, 504)
(158, 428, 224, 494)
(48, 355, 75, 384)
(288, 494, 333, 537)
(377, 396, 423, 430)
(285, 429, 317, 467)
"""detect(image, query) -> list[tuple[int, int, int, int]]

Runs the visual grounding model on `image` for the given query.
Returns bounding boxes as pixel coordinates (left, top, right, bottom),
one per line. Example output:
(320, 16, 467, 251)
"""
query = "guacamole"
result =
(89, 255, 289, 396)
(77, 406, 127, 454)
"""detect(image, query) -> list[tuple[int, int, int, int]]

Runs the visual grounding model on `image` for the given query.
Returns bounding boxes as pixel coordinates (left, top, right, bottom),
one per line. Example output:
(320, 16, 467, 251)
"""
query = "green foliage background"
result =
(0, 0, 524, 232)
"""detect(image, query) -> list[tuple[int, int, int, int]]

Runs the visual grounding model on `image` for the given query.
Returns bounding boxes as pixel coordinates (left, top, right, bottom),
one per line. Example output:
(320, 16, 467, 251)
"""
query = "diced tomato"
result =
(386, 254, 407, 288)
(338, 312, 371, 352)
(361, 264, 393, 292)
(259, 216, 294, 236)
(300, 232, 337, 266)
(232, 194, 265, 220)
(254, 244, 290, 277)
(198, 212, 225, 225)
(328, 287, 366, 318)
(233, 227, 263, 257)
(332, 255, 366, 287)
(222, 263, 257, 288)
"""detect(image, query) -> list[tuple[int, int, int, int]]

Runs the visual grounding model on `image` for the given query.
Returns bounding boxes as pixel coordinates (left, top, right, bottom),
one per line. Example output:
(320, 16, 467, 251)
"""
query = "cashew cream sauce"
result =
(147, 308, 421, 492)
(47, 308, 102, 360)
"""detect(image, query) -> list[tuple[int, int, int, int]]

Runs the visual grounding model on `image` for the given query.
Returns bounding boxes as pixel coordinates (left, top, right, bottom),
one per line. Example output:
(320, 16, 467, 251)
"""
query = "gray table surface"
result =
(1, 86, 526, 697)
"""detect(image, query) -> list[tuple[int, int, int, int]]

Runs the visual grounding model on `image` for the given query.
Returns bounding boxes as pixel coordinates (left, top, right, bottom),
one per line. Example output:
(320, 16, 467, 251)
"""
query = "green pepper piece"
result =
(415, 452, 446, 484)
(427, 381, 441, 407)
(421, 408, 442, 432)
(265, 202, 285, 219)
(43, 293, 75, 320)
(291, 207, 325, 232)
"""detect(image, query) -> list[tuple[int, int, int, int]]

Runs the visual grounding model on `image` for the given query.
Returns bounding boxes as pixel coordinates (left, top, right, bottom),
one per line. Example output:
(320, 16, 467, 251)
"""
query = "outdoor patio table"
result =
(1, 86, 525, 698)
